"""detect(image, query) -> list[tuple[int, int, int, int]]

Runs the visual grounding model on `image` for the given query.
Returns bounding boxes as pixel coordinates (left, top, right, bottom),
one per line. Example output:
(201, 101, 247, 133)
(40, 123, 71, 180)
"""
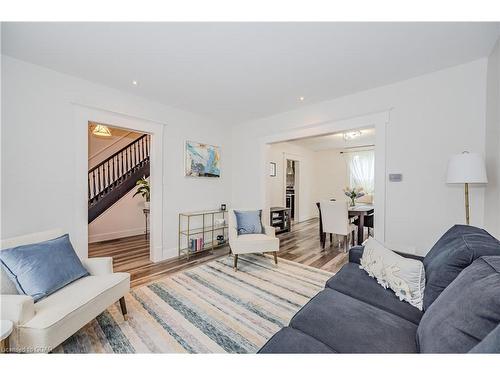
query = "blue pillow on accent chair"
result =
(422, 225, 500, 310)
(234, 210, 263, 235)
(0, 234, 89, 302)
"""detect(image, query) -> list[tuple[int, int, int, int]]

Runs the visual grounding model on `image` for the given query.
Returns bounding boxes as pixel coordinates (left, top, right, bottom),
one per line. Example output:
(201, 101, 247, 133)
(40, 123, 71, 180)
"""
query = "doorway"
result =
(87, 122, 152, 273)
(262, 111, 388, 244)
(285, 159, 299, 222)
(73, 105, 164, 264)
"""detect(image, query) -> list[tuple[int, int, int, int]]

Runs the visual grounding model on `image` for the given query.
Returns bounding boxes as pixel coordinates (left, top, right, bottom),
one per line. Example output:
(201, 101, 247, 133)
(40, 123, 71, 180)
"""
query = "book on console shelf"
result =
(190, 238, 204, 252)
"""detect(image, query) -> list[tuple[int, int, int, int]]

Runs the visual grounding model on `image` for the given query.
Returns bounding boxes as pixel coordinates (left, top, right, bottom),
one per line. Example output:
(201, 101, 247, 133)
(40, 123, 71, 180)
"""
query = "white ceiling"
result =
(291, 127, 375, 151)
(2, 22, 499, 125)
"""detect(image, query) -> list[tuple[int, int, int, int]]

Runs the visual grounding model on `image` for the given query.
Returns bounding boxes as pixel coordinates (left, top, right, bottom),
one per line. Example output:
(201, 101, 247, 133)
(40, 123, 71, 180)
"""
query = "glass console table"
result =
(178, 209, 228, 260)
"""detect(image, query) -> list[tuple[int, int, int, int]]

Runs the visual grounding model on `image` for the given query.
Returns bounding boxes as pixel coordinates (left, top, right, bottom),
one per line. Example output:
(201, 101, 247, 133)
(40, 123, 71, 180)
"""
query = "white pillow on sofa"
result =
(360, 237, 425, 310)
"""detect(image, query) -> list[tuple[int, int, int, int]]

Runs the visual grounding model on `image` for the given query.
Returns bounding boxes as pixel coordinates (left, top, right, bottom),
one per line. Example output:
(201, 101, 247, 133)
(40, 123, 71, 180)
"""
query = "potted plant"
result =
(344, 187, 365, 207)
(133, 176, 150, 209)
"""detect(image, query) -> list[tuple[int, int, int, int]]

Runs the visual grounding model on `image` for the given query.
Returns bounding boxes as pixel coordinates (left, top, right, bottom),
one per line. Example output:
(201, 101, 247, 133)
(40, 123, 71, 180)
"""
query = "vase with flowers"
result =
(344, 187, 365, 207)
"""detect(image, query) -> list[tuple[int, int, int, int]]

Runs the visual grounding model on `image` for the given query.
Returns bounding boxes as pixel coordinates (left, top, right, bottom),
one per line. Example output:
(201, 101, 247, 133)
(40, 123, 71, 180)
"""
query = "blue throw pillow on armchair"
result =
(234, 210, 263, 235)
(0, 234, 89, 302)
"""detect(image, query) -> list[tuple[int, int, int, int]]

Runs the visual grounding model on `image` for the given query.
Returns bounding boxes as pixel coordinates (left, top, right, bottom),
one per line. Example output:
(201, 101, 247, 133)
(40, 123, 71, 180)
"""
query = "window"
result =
(345, 150, 374, 194)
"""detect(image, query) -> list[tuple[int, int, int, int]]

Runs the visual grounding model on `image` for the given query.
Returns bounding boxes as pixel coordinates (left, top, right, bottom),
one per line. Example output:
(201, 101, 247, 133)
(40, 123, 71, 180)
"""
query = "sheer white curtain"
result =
(345, 150, 375, 193)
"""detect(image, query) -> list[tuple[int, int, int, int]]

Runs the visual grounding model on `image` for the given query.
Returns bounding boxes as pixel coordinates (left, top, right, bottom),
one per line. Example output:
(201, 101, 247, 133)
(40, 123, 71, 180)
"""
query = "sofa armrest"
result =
(263, 225, 276, 237)
(348, 246, 365, 264)
(349, 245, 424, 264)
(394, 251, 424, 262)
(0, 294, 35, 325)
(82, 257, 113, 275)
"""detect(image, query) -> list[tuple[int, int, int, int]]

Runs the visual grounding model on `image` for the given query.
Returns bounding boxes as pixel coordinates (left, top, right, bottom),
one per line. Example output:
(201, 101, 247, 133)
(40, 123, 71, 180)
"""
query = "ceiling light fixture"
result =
(343, 130, 362, 141)
(92, 124, 112, 137)
(299, 96, 305, 101)
(132, 80, 138, 86)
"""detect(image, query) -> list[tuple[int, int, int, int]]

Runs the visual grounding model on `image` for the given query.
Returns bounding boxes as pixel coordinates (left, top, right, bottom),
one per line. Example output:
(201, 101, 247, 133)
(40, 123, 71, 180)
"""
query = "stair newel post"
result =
(88, 174, 91, 200)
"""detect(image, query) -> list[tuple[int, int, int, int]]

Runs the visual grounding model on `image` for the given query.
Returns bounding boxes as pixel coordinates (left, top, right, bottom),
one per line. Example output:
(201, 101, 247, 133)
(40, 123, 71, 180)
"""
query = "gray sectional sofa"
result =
(259, 225, 500, 353)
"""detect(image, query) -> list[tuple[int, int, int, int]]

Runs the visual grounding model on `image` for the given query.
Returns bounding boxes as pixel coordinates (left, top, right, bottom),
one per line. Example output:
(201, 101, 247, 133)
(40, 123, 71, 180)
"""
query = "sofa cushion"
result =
(326, 263, 423, 325)
(289, 288, 418, 353)
(469, 323, 500, 353)
(258, 327, 336, 353)
(24, 272, 129, 329)
(417, 256, 500, 353)
(422, 225, 500, 310)
(0, 234, 89, 302)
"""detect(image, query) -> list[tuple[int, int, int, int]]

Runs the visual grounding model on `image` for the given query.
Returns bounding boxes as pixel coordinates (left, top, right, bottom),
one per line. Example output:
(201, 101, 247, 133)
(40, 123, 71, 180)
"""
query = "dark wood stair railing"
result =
(88, 134, 150, 223)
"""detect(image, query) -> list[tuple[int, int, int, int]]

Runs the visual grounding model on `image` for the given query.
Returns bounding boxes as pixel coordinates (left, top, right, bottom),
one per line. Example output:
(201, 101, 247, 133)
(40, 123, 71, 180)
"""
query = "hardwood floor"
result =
(277, 218, 349, 273)
(88, 218, 348, 287)
(89, 235, 229, 288)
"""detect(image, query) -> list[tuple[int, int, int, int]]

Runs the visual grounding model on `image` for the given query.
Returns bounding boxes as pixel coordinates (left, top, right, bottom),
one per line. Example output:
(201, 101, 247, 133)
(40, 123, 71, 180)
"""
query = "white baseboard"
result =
(88, 227, 146, 243)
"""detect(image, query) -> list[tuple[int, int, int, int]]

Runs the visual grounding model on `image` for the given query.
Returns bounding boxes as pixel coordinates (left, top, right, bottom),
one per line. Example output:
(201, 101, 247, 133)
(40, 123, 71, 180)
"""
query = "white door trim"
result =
(260, 110, 390, 243)
(73, 104, 165, 262)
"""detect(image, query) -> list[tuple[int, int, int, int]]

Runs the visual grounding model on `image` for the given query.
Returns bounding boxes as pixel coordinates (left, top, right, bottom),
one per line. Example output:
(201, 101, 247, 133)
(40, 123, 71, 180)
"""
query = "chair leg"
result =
(273, 251, 278, 265)
(119, 297, 128, 321)
(233, 254, 239, 271)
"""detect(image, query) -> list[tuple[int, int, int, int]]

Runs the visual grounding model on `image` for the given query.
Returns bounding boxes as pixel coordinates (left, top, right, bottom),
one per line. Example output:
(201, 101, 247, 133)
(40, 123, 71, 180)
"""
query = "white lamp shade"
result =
(446, 152, 488, 184)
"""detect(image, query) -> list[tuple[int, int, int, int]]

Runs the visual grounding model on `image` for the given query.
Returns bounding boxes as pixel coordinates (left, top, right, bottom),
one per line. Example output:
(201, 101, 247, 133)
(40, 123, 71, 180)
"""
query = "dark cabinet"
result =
(270, 207, 291, 234)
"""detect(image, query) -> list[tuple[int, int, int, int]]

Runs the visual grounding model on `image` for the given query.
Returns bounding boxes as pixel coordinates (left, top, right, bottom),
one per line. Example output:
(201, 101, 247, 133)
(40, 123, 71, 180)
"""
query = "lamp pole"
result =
(464, 182, 470, 225)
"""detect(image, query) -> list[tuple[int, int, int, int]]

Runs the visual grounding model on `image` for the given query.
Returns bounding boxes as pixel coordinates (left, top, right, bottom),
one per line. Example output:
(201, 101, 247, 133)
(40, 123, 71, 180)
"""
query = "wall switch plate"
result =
(389, 173, 403, 182)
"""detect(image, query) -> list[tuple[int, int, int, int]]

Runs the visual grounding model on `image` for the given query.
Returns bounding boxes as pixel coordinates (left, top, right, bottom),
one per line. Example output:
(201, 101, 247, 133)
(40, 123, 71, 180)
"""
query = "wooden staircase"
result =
(88, 134, 150, 223)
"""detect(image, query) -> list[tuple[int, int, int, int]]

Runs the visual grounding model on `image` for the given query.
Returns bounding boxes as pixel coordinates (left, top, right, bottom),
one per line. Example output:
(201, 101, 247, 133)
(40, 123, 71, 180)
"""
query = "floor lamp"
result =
(446, 151, 488, 225)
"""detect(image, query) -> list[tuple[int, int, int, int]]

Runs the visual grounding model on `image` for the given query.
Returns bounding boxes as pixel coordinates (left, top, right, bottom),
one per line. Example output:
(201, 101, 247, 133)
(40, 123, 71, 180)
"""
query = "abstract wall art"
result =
(185, 141, 221, 177)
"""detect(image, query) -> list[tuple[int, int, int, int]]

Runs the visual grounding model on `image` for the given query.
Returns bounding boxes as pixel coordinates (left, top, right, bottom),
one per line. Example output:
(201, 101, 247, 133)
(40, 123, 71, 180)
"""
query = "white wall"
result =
(484, 38, 500, 238)
(1, 56, 232, 260)
(266, 141, 317, 222)
(232, 59, 488, 255)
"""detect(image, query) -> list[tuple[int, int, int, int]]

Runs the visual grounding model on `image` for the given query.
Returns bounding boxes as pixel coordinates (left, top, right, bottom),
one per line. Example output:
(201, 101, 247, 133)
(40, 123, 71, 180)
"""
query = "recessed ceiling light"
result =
(132, 80, 138, 86)
(299, 96, 305, 101)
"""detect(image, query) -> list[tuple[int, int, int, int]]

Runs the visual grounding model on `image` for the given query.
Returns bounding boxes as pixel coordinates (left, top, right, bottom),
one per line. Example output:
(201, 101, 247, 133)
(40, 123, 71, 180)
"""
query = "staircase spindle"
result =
(113, 156, 118, 181)
(141, 137, 144, 162)
(92, 170, 96, 199)
(106, 161, 110, 190)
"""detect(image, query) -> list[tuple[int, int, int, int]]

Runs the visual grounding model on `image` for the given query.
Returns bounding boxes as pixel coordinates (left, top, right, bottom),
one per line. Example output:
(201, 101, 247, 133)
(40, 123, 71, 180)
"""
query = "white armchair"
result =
(0, 229, 130, 353)
(228, 209, 280, 271)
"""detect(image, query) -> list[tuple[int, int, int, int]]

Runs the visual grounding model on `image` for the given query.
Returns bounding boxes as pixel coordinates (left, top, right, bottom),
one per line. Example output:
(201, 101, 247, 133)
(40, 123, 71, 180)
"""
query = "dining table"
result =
(348, 204, 374, 244)
(316, 202, 374, 246)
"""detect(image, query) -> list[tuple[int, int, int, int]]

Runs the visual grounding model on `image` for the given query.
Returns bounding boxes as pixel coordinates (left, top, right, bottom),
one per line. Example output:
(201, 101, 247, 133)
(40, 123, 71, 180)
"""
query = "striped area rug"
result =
(53, 254, 333, 353)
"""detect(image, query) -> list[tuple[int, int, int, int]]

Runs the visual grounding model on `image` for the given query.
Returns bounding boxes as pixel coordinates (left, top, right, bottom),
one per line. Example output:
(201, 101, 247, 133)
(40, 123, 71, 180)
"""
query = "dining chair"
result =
(319, 200, 357, 252)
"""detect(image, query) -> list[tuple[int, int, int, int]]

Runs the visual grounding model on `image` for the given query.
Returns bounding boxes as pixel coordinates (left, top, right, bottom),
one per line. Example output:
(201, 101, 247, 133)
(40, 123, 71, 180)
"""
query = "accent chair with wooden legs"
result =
(228, 209, 280, 271)
(0, 229, 130, 353)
